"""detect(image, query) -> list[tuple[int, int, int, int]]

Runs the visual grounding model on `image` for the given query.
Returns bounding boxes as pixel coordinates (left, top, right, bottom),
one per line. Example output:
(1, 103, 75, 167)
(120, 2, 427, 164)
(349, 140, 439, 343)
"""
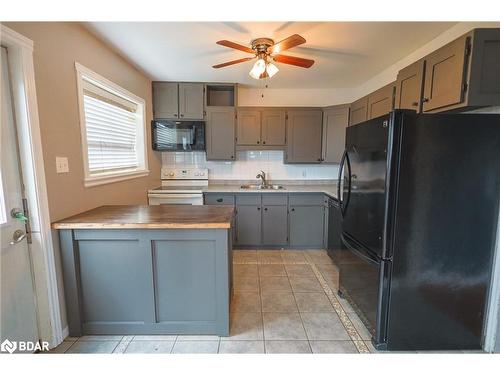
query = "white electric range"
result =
(148, 168, 208, 205)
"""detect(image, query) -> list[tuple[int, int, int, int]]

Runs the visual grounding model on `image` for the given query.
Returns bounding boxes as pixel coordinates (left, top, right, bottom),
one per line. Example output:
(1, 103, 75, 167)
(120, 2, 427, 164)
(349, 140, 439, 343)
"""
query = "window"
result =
(75, 63, 148, 187)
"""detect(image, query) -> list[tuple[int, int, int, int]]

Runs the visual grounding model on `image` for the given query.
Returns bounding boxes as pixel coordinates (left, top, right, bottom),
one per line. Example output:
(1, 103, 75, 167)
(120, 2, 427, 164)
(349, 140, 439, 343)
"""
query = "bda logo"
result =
(1, 339, 17, 354)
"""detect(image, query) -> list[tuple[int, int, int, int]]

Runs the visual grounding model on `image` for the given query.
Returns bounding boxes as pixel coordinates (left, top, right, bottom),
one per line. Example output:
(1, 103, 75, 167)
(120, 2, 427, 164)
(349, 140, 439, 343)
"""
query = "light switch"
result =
(56, 157, 69, 173)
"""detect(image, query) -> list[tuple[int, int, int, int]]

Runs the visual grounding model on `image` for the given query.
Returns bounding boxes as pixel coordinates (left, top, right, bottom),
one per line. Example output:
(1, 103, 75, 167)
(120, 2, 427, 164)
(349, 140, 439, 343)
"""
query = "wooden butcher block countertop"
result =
(52, 205, 235, 230)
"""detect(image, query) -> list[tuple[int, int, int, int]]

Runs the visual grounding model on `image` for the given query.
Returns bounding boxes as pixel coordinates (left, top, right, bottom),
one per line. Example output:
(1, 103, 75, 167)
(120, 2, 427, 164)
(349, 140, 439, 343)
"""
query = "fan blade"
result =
(213, 57, 255, 69)
(216, 40, 254, 54)
(268, 34, 306, 54)
(273, 54, 315, 68)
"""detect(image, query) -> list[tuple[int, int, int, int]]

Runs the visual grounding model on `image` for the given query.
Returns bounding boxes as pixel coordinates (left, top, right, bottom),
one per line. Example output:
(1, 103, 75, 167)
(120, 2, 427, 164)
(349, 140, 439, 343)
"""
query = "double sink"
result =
(240, 184, 285, 190)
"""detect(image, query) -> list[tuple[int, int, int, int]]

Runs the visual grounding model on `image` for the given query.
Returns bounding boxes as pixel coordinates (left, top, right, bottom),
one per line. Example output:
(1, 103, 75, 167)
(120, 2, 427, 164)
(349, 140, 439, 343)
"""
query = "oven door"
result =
(148, 193, 203, 205)
(152, 120, 205, 151)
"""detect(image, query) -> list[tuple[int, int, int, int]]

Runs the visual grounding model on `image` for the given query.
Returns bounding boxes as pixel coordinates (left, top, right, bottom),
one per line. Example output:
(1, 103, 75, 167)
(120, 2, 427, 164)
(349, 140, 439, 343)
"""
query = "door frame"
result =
(1, 25, 63, 347)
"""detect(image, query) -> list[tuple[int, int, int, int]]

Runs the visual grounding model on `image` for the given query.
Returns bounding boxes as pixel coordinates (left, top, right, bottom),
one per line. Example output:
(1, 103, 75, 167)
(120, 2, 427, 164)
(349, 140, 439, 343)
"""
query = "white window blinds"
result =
(82, 80, 140, 175)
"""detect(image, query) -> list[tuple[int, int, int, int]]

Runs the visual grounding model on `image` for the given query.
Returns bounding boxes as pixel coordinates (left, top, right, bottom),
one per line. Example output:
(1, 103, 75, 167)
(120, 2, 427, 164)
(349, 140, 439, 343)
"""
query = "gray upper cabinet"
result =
(178, 83, 204, 119)
(153, 82, 179, 119)
(286, 109, 323, 163)
(152, 82, 204, 120)
(422, 34, 469, 112)
(349, 96, 368, 126)
(367, 82, 395, 119)
(236, 108, 286, 147)
(322, 105, 349, 163)
(236, 109, 261, 145)
(395, 59, 425, 112)
(261, 109, 286, 146)
(422, 28, 500, 112)
(205, 107, 235, 161)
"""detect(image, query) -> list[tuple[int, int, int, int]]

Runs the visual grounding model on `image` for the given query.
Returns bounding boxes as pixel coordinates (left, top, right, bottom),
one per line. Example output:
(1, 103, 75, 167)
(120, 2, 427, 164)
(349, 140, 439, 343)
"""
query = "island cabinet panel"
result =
(395, 59, 425, 112)
(261, 109, 286, 146)
(59, 228, 231, 336)
(78, 239, 155, 325)
(154, 240, 217, 322)
(206, 107, 235, 160)
(285, 109, 323, 163)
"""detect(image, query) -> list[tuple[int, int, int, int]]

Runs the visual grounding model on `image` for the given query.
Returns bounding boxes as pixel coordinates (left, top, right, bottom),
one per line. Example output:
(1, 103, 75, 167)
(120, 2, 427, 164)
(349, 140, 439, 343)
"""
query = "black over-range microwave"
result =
(152, 120, 205, 151)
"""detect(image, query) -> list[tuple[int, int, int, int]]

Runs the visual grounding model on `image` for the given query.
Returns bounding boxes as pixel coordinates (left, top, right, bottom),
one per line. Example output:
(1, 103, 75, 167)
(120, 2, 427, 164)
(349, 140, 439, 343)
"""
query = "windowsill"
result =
(84, 169, 150, 188)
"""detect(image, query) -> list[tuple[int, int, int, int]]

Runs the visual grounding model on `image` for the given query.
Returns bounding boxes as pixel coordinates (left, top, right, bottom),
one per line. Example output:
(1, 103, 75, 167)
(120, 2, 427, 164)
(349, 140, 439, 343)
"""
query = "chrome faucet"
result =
(256, 170, 268, 188)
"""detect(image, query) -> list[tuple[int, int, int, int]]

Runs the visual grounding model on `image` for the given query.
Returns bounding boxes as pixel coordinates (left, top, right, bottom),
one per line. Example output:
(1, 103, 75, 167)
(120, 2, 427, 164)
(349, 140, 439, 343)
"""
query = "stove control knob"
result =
(168, 172, 174, 177)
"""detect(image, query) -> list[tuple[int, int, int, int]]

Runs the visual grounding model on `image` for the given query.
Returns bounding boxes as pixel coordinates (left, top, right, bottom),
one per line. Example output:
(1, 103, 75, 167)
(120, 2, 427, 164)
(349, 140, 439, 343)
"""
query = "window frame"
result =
(75, 62, 149, 187)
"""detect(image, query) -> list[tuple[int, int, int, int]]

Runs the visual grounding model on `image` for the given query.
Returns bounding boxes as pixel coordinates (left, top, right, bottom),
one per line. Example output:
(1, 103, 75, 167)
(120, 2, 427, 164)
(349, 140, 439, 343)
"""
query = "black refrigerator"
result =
(337, 109, 500, 351)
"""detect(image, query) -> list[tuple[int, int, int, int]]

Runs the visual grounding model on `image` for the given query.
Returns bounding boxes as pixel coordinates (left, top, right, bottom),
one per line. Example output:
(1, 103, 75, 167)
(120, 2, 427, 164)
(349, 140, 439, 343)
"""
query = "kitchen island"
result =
(53, 205, 234, 337)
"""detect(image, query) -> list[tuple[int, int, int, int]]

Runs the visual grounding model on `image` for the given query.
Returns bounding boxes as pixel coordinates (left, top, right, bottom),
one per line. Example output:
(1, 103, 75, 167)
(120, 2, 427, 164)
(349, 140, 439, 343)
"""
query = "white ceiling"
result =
(85, 22, 456, 89)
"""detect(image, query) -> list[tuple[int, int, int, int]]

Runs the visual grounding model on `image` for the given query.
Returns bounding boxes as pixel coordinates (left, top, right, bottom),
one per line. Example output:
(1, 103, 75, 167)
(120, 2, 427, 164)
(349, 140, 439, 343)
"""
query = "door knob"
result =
(9, 229, 27, 245)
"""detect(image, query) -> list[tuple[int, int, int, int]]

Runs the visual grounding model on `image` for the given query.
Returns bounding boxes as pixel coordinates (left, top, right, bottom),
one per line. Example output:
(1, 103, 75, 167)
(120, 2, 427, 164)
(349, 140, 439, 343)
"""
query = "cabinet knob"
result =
(174, 114, 178, 117)
(180, 114, 184, 117)
(264, 207, 268, 211)
(412, 101, 419, 107)
(422, 98, 429, 103)
(257, 207, 261, 210)
(216, 198, 223, 203)
(291, 208, 295, 212)
(263, 141, 266, 145)
(230, 155, 234, 159)
(257, 141, 260, 144)
(317, 158, 321, 161)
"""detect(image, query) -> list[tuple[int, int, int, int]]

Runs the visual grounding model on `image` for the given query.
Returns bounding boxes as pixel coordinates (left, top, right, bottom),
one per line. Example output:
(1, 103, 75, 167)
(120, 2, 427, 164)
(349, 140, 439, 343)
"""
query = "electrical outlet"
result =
(56, 157, 69, 173)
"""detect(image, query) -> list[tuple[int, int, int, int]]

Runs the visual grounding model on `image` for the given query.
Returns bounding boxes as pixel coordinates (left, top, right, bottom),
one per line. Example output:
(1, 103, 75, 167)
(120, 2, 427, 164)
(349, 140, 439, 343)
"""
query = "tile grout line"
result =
(303, 253, 370, 354)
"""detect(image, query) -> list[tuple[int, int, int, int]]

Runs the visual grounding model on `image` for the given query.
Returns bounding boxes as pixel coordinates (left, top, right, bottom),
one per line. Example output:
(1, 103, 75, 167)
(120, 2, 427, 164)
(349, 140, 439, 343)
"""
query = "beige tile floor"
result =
(47, 249, 469, 354)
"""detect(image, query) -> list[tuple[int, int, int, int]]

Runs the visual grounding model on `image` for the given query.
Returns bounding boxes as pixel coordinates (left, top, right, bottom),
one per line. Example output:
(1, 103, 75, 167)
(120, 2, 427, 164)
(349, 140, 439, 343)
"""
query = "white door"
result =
(0, 47, 39, 351)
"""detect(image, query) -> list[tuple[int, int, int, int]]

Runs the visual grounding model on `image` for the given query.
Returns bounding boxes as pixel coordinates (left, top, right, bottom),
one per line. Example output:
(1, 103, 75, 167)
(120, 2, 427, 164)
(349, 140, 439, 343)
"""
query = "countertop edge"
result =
(52, 222, 232, 230)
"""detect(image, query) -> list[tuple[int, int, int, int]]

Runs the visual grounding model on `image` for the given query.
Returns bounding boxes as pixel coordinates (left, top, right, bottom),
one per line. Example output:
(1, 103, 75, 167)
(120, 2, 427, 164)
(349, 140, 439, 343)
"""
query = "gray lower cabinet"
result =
(58, 228, 231, 336)
(262, 205, 288, 246)
(205, 107, 235, 160)
(235, 205, 262, 246)
(204, 192, 326, 249)
(289, 205, 325, 248)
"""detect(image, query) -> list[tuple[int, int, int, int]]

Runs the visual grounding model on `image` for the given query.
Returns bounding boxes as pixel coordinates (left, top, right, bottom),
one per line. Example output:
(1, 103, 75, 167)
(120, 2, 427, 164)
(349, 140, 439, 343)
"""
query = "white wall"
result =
(162, 150, 339, 181)
(238, 87, 355, 107)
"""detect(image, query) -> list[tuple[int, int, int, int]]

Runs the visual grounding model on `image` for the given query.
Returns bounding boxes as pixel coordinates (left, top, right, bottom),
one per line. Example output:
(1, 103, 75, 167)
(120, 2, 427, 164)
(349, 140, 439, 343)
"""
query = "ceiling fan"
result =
(213, 34, 315, 79)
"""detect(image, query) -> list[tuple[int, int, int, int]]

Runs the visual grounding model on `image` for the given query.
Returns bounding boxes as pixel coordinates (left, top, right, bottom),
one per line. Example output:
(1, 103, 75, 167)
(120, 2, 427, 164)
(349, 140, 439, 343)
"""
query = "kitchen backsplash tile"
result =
(161, 151, 339, 180)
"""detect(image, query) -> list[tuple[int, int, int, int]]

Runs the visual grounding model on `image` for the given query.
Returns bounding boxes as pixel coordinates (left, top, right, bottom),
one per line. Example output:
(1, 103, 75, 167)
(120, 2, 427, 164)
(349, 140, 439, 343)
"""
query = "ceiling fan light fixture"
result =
(266, 62, 279, 78)
(249, 58, 266, 79)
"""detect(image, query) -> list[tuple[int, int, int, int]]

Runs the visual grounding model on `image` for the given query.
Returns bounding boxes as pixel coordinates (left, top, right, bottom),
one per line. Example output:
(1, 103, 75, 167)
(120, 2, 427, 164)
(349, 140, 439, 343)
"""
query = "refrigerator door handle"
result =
(337, 149, 347, 206)
(341, 151, 352, 217)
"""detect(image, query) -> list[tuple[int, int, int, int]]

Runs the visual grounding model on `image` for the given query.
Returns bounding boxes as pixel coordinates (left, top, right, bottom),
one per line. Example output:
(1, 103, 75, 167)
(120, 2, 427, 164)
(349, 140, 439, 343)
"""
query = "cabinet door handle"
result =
(422, 98, 429, 103)
(216, 198, 223, 203)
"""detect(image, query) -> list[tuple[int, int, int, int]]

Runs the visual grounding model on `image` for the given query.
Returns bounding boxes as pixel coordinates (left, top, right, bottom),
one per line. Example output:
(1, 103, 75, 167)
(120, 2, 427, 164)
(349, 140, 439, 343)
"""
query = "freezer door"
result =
(341, 115, 390, 258)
